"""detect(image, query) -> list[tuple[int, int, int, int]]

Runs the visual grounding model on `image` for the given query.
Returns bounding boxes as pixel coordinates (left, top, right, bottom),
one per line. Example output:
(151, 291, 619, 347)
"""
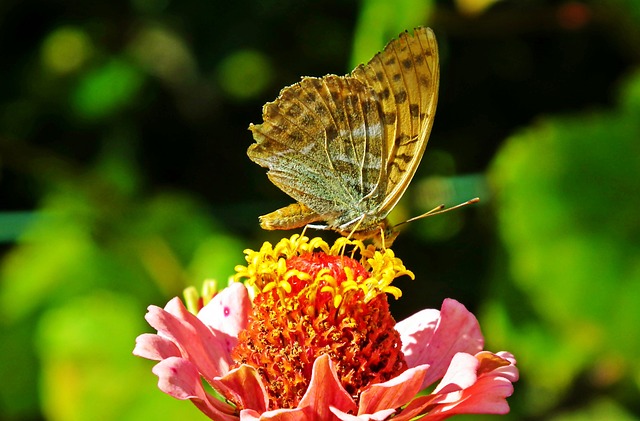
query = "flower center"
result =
(232, 235, 413, 410)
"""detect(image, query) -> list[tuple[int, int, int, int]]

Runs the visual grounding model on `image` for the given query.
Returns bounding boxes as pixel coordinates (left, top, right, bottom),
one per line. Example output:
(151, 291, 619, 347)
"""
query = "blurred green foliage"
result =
(1, 0, 639, 420)
(486, 69, 640, 420)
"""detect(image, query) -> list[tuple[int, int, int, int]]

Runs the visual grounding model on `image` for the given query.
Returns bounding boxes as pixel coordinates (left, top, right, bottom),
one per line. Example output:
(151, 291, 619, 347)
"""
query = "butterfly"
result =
(247, 27, 440, 247)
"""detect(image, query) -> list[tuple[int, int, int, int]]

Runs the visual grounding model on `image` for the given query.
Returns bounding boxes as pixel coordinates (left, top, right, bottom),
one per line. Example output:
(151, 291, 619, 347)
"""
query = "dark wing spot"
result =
(395, 133, 408, 144)
(314, 103, 328, 117)
(394, 91, 407, 104)
(384, 112, 396, 125)
(409, 104, 420, 117)
(396, 134, 419, 146)
(288, 103, 303, 118)
(361, 99, 379, 114)
(389, 152, 414, 172)
(266, 123, 283, 136)
(287, 129, 304, 142)
(301, 113, 314, 125)
(326, 125, 339, 141)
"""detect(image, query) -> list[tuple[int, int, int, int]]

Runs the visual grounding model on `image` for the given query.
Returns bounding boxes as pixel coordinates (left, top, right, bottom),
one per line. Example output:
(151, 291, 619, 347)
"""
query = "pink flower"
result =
(134, 235, 518, 420)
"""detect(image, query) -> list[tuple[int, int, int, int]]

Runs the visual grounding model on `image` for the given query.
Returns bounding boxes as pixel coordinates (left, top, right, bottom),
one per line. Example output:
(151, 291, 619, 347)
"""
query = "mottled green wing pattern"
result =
(248, 75, 386, 227)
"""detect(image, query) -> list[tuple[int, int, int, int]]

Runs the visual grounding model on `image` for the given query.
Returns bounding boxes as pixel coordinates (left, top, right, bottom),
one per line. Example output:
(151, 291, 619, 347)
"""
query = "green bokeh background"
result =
(1, 0, 639, 419)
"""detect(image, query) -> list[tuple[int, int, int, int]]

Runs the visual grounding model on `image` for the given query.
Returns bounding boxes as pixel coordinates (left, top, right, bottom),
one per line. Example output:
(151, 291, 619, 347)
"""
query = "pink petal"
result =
(331, 407, 395, 421)
(445, 375, 515, 415)
(198, 282, 252, 341)
(145, 297, 234, 379)
(396, 299, 484, 389)
(386, 395, 438, 421)
(240, 410, 261, 421)
(152, 356, 238, 421)
(489, 352, 519, 382)
(133, 333, 180, 360)
(391, 351, 518, 421)
(357, 364, 429, 415)
(426, 367, 516, 418)
(212, 364, 269, 414)
(433, 353, 478, 394)
(298, 354, 357, 421)
(394, 308, 439, 358)
(240, 407, 310, 421)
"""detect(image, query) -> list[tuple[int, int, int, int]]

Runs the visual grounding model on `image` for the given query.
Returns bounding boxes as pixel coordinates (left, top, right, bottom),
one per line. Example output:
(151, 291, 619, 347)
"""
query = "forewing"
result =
(351, 27, 439, 215)
(248, 75, 386, 224)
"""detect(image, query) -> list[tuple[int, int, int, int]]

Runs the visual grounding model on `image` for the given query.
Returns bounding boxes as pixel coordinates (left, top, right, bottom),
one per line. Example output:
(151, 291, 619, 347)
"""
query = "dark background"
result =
(1, 0, 639, 420)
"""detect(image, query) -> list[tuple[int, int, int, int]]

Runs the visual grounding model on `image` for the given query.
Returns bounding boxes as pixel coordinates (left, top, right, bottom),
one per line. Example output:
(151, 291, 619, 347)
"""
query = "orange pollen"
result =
(231, 235, 413, 410)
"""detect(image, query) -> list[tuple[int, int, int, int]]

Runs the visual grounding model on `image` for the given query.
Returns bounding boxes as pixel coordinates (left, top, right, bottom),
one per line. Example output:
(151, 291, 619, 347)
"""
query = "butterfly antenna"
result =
(395, 197, 480, 228)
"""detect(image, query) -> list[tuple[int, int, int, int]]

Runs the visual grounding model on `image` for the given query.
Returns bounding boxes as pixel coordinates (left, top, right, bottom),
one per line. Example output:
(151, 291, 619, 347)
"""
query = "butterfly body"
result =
(248, 27, 439, 246)
(257, 202, 397, 245)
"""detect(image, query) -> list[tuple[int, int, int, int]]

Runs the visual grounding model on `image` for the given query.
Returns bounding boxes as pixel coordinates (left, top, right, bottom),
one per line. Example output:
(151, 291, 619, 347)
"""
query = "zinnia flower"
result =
(134, 235, 518, 420)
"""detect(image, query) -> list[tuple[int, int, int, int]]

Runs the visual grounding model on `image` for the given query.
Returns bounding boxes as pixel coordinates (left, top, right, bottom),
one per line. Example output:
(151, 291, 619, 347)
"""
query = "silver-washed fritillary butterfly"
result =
(247, 27, 442, 246)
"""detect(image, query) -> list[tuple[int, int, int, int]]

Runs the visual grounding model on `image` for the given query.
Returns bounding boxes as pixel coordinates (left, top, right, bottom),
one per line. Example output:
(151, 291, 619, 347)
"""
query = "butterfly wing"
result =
(351, 27, 439, 216)
(248, 75, 386, 227)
